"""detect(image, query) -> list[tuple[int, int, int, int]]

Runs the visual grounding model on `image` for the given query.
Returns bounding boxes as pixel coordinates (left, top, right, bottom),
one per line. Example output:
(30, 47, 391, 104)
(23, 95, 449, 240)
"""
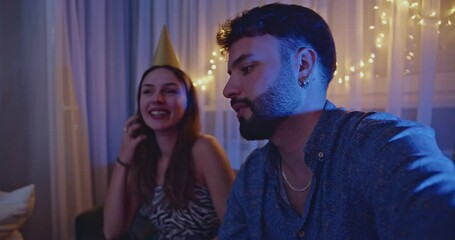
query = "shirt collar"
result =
(265, 100, 343, 175)
(304, 100, 343, 171)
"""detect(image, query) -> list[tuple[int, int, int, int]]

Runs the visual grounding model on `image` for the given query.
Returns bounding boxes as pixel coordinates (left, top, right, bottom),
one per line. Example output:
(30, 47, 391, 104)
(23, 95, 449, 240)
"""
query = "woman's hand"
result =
(104, 114, 145, 239)
(118, 114, 148, 166)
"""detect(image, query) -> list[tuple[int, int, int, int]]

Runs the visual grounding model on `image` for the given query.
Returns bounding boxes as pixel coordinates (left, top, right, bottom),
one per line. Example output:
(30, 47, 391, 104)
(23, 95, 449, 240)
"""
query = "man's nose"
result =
(223, 76, 241, 99)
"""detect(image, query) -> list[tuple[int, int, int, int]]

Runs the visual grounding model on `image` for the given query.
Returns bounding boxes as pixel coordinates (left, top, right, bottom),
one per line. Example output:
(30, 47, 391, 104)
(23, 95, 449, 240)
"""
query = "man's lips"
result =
(231, 102, 248, 113)
(230, 99, 252, 117)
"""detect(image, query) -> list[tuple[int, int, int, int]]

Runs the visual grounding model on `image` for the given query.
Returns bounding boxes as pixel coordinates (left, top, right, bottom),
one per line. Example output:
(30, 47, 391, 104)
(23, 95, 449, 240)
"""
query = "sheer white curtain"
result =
(50, 1, 136, 239)
(4, 0, 449, 239)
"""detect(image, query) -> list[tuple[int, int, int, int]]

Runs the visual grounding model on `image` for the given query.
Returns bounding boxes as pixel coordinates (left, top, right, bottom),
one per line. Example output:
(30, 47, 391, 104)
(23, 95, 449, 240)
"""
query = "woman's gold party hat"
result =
(152, 26, 180, 69)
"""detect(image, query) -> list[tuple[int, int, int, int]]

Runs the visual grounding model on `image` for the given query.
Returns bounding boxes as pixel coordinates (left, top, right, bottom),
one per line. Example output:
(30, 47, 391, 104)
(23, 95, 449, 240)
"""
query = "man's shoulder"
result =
(316, 108, 435, 157)
(333, 110, 439, 162)
(328, 108, 431, 138)
(354, 111, 433, 139)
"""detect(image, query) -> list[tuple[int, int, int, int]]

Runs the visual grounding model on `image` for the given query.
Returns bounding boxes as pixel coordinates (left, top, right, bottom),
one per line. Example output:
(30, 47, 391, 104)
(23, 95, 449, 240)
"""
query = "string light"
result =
(336, 0, 455, 84)
(335, 0, 392, 85)
(192, 50, 223, 91)
(408, 0, 455, 28)
(199, 0, 454, 88)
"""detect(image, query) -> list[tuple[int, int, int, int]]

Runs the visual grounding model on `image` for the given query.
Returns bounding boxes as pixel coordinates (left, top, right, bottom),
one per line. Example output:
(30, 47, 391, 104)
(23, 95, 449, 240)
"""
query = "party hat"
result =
(152, 26, 181, 69)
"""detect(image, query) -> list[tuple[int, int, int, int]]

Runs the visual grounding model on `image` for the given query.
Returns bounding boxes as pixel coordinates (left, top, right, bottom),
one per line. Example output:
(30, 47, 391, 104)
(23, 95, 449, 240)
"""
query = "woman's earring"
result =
(298, 78, 310, 88)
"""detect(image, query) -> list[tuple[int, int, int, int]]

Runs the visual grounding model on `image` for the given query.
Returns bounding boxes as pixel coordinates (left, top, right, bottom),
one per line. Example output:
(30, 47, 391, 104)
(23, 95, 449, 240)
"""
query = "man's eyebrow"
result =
(228, 53, 253, 75)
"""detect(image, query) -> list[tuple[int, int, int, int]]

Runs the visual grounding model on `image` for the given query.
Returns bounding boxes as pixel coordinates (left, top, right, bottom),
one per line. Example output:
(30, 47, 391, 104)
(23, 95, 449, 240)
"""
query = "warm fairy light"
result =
(193, 75, 214, 91)
(201, 1, 454, 88)
(408, 0, 455, 30)
(194, 49, 225, 90)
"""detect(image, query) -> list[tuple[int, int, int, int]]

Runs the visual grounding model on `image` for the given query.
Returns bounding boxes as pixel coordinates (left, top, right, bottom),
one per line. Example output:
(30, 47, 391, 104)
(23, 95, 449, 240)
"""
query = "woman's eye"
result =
(242, 65, 254, 74)
(142, 89, 151, 95)
(164, 89, 178, 94)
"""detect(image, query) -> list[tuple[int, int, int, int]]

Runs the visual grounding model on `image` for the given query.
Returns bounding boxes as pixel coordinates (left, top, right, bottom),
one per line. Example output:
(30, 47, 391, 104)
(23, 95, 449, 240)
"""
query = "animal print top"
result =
(139, 185, 220, 240)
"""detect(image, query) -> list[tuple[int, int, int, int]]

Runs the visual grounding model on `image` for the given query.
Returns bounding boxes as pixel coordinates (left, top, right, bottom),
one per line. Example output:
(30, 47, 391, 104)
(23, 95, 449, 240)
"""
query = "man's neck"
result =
(271, 109, 323, 168)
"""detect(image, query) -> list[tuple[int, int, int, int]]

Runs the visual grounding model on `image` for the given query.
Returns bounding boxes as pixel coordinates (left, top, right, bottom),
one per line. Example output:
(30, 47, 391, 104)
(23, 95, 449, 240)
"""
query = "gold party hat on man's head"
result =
(152, 26, 181, 69)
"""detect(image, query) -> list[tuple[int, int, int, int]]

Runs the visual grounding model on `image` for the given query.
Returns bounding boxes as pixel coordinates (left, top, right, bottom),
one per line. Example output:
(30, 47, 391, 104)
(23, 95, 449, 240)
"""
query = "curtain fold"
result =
(417, 0, 440, 124)
(51, 0, 93, 239)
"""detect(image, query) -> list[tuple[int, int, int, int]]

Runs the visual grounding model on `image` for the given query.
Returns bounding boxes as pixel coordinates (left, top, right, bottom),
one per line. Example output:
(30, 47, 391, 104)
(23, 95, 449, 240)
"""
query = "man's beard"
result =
(236, 61, 299, 140)
(238, 105, 282, 140)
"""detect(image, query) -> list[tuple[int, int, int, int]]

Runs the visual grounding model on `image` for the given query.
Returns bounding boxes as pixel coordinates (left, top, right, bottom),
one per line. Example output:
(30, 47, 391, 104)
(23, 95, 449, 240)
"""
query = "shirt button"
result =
(318, 151, 324, 158)
(298, 230, 305, 238)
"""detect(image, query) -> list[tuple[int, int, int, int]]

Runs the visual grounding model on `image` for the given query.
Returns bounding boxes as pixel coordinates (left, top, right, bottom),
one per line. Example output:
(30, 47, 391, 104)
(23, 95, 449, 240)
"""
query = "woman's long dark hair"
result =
(132, 65, 200, 208)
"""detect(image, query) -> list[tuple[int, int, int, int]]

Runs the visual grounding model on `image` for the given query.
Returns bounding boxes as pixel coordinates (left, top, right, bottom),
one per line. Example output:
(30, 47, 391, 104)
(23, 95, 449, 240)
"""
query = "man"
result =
(216, 3, 455, 239)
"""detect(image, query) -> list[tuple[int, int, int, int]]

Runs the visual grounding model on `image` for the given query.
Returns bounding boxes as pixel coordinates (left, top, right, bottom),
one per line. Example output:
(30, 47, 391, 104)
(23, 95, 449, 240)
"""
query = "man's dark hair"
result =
(216, 3, 337, 86)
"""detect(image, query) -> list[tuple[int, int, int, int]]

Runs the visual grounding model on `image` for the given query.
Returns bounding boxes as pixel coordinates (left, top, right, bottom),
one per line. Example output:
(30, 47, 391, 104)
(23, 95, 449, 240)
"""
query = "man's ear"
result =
(294, 47, 317, 80)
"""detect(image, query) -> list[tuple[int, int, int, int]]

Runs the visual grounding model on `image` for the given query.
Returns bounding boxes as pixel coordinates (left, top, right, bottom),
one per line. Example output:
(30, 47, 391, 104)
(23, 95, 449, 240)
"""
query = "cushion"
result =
(0, 184, 36, 239)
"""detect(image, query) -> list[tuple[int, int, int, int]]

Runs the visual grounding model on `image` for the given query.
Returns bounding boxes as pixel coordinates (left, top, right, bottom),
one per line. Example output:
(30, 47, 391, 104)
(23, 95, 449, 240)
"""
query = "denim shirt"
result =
(219, 100, 455, 239)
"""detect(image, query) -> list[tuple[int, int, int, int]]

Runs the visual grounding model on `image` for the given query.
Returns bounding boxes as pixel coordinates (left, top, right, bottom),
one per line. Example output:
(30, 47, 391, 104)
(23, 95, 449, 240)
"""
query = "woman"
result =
(103, 65, 235, 239)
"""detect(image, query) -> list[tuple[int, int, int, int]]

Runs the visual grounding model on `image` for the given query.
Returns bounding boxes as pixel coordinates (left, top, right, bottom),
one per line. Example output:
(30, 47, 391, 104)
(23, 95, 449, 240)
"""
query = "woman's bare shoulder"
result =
(192, 134, 232, 185)
(192, 134, 222, 155)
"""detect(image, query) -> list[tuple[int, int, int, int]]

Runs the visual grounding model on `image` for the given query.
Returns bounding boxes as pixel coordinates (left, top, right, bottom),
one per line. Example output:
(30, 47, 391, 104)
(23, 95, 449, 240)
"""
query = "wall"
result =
(0, 0, 52, 239)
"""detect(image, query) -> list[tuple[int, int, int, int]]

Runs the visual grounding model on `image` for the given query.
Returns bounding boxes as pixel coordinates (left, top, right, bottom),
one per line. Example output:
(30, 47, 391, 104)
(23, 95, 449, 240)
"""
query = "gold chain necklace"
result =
(281, 162, 312, 192)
